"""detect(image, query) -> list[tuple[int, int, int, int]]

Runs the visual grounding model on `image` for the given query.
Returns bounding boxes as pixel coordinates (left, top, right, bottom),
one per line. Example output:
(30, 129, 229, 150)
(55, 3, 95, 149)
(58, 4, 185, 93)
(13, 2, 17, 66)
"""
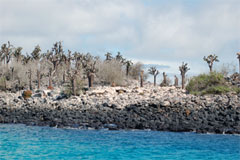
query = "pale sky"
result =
(0, 0, 239, 76)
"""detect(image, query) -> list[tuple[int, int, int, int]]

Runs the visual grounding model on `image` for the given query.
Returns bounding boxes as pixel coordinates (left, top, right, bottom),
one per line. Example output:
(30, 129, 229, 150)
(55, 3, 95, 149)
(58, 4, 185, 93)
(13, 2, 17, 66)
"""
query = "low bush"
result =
(186, 72, 238, 95)
(202, 86, 231, 95)
(97, 60, 125, 86)
(129, 62, 144, 80)
(22, 90, 32, 99)
(232, 87, 240, 94)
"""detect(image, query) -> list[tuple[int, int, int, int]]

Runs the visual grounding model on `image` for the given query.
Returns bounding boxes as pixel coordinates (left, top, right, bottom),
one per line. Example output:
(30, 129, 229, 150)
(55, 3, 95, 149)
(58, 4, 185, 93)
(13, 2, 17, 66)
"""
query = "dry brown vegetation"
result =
(0, 41, 145, 95)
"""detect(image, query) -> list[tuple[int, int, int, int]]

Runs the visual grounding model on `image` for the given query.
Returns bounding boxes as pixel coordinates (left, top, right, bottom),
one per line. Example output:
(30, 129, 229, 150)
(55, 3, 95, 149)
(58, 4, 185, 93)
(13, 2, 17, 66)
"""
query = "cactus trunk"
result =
(71, 78, 76, 96)
(154, 75, 156, 86)
(209, 65, 213, 72)
(49, 68, 52, 88)
(239, 58, 240, 74)
(126, 66, 129, 76)
(181, 75, 185, 89)
(63, 71, 66, 83)
(29, 69, 32, 90)
(140, 70, 144, 87)
(37, 70, 40, 89)
(88, 73, 94, 88)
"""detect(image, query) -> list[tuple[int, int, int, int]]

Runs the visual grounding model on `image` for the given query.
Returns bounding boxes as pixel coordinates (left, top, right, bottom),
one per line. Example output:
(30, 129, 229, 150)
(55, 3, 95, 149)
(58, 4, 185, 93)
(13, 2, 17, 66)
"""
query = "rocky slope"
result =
(0, 84, 239, 134)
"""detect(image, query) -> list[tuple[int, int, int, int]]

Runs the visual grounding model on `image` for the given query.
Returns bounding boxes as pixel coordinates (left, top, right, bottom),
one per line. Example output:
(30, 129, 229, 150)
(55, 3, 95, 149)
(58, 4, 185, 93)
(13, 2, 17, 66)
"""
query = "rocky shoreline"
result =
(0, 84, 240, 134)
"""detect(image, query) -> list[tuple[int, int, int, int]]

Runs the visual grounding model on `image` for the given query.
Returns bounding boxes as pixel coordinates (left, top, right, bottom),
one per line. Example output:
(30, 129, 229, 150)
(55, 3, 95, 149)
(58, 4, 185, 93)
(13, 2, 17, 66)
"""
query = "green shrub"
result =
(186, 72, 231, 95)
(232, 87, 240, 94)
(202, 86, 231, 95)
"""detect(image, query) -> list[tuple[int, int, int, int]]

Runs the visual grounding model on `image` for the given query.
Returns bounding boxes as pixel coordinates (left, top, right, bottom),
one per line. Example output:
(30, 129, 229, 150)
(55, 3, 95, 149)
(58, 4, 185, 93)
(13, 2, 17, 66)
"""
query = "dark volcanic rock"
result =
(0, 90, 240, 134)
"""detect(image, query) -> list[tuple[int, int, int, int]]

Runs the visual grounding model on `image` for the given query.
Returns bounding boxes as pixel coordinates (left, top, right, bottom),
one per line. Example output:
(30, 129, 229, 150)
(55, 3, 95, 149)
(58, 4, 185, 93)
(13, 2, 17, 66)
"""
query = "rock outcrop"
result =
(0, 84, 239, 134)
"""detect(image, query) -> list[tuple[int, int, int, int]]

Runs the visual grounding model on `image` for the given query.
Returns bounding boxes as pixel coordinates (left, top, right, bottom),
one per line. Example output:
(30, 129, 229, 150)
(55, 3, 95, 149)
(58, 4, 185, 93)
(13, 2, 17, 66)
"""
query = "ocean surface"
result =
(0, 124, 239, 160)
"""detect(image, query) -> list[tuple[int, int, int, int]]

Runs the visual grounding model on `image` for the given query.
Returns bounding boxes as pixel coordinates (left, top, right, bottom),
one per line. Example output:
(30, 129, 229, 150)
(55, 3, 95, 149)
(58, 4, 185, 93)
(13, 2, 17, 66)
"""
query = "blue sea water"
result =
(0, 124, 239, 160)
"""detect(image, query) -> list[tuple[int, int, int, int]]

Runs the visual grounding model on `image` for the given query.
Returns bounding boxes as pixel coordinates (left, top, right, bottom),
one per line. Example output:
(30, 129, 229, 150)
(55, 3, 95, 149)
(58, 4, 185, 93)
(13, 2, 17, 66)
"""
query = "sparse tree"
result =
(179, 62, 190, 89)
(203, 54, 219, 72)
(148, 66, 159, 86)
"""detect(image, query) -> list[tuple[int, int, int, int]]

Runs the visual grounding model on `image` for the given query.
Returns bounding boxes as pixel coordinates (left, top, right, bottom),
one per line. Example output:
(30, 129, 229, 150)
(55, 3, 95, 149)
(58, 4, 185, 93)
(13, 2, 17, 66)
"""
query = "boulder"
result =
(104, 123, 118, 130)
(161, 101, 171, 107)
(33, 93, 42, 98)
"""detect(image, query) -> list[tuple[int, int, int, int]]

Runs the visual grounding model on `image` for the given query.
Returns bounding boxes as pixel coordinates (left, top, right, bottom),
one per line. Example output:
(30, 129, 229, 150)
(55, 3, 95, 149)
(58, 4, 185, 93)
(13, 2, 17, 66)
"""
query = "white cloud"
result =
(0, 0, 239, 74)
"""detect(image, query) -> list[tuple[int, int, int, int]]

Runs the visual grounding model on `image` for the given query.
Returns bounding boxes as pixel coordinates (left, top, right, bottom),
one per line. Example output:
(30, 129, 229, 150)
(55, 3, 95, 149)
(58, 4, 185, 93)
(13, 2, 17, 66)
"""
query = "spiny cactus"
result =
(203, 54, 219, 72)
(48, 41, 64, 71)
(125, 60, 133, 77)
(105, 52, 112, 61)
(179, 62, 190, 89)
(13, 47, 23, 62)
(22, 54, 31, 65)
(31, 45, 41, 61)
(148, 66, 159, 86)
(115, 52, 126, 64)
(1, 41, 13, 68)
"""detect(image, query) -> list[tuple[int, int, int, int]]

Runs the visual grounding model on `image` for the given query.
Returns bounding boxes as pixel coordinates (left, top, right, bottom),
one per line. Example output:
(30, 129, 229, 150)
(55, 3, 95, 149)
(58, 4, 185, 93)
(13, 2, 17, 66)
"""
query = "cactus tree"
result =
(67, 69, 79, 96)
(13, 47, 23, 62)
(237, 52, 240, 74)
(48, 42, 64, 72)
(105, 52, 112, 61)
(203, 54, 219, 72)
(179, 62, 190, 89)
(148, 66, 159, 86)
(31, 45, 41, 61)
(125, 60, 133, 77)
(82, 53, 98, 88)
(1, 41, 13, 68)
